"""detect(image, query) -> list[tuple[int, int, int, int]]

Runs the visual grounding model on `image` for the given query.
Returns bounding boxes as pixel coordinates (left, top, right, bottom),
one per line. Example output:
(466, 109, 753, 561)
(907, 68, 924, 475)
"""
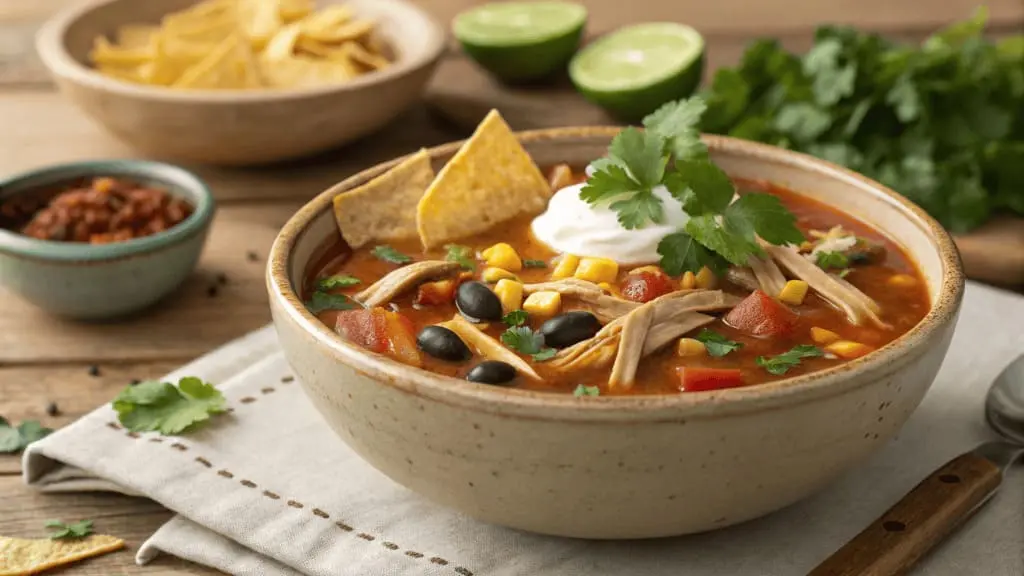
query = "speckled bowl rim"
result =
(267, 128, 965, 422)
(35, 0, 446, 103)
(0, 160, 215, 262)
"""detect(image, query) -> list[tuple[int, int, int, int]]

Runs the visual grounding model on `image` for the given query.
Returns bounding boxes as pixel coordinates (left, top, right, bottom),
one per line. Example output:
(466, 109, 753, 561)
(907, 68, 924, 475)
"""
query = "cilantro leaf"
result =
(371, 245, 412, 265)
(803, 38, 857, 107)
(579, 163, 637, 204)
(815, 251, 850, 270)
(723, 193, 805, 246)
(573, 384, 601, 397)
(657, 231, 728, 276)
(532, 348, 557, 362)
(694, 329, 744, 357)
(500, 326, 544, 355)
(609, 191, 664, 229)
(684, 215, 759, 266)
(46, 519, 93, 540)
(608, 127, 668, 187)
(502, 310, 528, 327)
(522, 259, 547, 268)
(112, 377, 227, 435)
(773, 103, 832, 143)
(316, 275, 360, 290)
(0, 418, 53, 453)
(642, 97, 709, 159)
(664, 158, 735, 215)
(756, 345, 824, 375)
(305, 292, 357, 314)
(444, 244, 476, 270)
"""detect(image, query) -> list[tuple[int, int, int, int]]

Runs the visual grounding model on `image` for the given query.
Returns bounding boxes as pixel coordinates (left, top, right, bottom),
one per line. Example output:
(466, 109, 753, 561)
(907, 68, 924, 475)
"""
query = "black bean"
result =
(540, 311, 602, 348)
(466, 361, 516, 385)
(417, 326, 471, 362)
(45, 402, 60, 417)
(456, 281, 503, 322)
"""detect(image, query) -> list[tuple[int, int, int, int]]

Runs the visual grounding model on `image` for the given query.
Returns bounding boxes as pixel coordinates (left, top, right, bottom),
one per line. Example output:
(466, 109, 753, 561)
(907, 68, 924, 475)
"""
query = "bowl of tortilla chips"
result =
(35, 0, 445, 166)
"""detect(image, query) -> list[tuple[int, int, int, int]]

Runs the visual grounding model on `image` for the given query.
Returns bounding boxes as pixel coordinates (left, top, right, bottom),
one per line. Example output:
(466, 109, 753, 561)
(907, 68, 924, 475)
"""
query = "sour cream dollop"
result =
(531, 182, 689, 265)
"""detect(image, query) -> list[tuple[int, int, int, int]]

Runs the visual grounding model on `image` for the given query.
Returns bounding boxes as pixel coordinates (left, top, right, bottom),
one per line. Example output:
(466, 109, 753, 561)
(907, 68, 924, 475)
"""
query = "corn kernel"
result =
(887, 274, 918, 288)
(523, 291, 561, 317)
(575, 257, 619, 284)
(598, 282, 620, 295)
(778, 280, 809, 305)
(493, 279, 524, 313)
(551, 254, 580, 279)
(629, 265, 663, 275)
(681, 271, 696, 290)
(825, 340, 874, 360)
(481, 242, 522, 272)
(810, 327, 842, 345)
(695, 266, 717, 289)
(481, 267, 519, 283)
(676, 338, 707, 357)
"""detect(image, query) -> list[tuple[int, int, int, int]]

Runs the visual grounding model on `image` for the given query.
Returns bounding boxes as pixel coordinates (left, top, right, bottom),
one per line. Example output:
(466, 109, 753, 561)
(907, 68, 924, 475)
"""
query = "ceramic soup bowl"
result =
(267, 129, 964, 538)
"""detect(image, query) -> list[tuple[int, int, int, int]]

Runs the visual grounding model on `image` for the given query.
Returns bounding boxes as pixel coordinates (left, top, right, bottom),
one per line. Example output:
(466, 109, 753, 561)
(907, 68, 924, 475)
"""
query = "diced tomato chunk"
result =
(621, 270, 674, 303)
(676, 367, 745, 392)
(724, 290, 797, 338)
(415, 278, 458, 306)
(334, 308, 422, 367)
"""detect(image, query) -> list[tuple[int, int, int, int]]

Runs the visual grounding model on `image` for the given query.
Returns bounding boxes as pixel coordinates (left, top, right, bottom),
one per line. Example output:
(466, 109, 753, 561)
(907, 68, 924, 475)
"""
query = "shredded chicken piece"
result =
(355, 261, 460, 308)
(522, 278, 638, 322)
(438, 315, 541, 380)
(609, 304, 655, 388)
(547, 290, 741, 376)
(747, 256, 788, 296)
(762, 244, 888, 328)
(726, 267, 760, 292)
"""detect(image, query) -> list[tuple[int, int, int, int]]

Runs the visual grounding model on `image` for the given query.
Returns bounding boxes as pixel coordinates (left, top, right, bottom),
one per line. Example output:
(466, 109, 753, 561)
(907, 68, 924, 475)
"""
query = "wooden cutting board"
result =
(424, 56, 1024, 288)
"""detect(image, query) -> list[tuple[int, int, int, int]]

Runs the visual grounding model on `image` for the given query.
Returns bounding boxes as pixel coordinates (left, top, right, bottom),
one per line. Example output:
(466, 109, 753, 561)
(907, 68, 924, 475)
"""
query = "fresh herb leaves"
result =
(500, 325, 555, 361)
(502, 310, 529, 327)
(583, 97, 805, 274)
(573, 384, 601, 397)
(815, 251, 850, 270)
(522, 259, 547, 269)
(756, 345, 824, 375)
(45, 519, 93, 540)
(371, 245, 412, 265)
(316, 275, 360, 290)
(695, 329, 744, 357)
(444, 244, 476, 270)
(699, 8, 1024, 233)
(0, 417, 53, 453)
(305, 291, 357, 314)
(112, 377, 227, 435)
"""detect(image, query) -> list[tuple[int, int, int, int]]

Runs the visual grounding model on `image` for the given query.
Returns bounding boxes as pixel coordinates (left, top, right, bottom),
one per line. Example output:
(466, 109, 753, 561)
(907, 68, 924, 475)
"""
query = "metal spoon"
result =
(809, 354, 1024, 576)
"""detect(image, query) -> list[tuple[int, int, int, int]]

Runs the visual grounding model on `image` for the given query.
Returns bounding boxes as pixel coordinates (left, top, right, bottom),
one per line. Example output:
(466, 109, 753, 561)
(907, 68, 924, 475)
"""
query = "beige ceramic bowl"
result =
(35, 0, 445, 166)
(267, 129, 965, 539)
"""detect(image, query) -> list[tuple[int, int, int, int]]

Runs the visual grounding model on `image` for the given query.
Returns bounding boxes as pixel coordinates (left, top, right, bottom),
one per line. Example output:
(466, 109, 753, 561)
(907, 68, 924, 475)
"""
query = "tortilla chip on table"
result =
(416, 110, 551, 250)
(0, 534, 125, 575)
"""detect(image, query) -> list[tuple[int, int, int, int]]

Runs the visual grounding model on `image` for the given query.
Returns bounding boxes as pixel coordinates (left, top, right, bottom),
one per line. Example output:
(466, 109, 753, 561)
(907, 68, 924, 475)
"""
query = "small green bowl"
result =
(0, 160, 215, 320)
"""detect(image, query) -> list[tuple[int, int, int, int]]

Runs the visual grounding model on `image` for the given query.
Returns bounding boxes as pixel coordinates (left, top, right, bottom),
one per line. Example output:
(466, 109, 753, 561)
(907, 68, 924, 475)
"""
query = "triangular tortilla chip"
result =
(0, 534, 124, 576)
(173, 35, 260, 89)
(416, 110, 551, 249)
(334, 149, 434, 249)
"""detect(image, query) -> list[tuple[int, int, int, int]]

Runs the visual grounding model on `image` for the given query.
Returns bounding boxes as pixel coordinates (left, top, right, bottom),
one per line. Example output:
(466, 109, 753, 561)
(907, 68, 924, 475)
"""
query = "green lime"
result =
(453, 2, 587, 83)
(569, 23, 706, 121)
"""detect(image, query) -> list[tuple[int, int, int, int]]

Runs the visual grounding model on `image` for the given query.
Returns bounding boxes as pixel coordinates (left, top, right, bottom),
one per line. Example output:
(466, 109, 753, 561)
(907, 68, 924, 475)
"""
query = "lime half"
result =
(453, 2, 587, 83)
(570, 23, 705, 121)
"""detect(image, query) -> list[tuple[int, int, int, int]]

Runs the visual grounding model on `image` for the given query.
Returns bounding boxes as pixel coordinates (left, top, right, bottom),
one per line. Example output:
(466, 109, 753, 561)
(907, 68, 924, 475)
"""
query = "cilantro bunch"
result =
(699, 8, 1024, 233)
(582, 97, 804, 275)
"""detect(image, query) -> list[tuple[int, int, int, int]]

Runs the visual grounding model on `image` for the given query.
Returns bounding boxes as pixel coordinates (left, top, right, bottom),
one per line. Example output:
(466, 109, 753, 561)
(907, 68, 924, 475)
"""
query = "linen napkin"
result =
(23, 280, 1024, 576)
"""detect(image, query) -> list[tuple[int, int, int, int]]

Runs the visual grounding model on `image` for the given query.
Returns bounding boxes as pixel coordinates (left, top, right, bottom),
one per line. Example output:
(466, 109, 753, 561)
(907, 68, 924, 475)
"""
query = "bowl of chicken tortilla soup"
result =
(267, 98, 964, 538)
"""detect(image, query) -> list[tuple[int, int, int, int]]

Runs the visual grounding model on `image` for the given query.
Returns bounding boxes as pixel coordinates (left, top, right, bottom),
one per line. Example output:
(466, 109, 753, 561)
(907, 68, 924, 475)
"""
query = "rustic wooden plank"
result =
(0, 361, 182, 475)
(0, 201, 302, 365)
(0, 475, 219, 574)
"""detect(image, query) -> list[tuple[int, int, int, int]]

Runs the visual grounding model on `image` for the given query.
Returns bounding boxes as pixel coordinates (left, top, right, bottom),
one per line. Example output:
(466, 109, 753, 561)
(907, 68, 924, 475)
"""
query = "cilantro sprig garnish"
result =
(756, 345, 823, 375)
(45, 519, 93, 540)
(694, 329, 744, 357)
(582, 97, 805, 275)
(371, 245, 412, 265)
(444, 244, 476, 270)
(305, 291, 357, 314)
(815, 251, 850, 271)
(502, 310, 529, 327)
(573, 384, 600, 397)
(316, 275, 360, 290)
(0, 417, 53, 453)
(500, 325, 556, 361)
(112, 377, 228, 435)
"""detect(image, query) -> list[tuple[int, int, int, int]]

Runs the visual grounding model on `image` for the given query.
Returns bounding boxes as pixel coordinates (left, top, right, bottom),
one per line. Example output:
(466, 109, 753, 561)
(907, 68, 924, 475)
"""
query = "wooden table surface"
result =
(1, 1, 1021, 574)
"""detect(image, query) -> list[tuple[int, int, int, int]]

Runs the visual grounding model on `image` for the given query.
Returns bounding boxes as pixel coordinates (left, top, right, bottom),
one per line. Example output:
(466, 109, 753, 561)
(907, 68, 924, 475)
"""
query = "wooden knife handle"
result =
(808, 451, 1002, 576)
